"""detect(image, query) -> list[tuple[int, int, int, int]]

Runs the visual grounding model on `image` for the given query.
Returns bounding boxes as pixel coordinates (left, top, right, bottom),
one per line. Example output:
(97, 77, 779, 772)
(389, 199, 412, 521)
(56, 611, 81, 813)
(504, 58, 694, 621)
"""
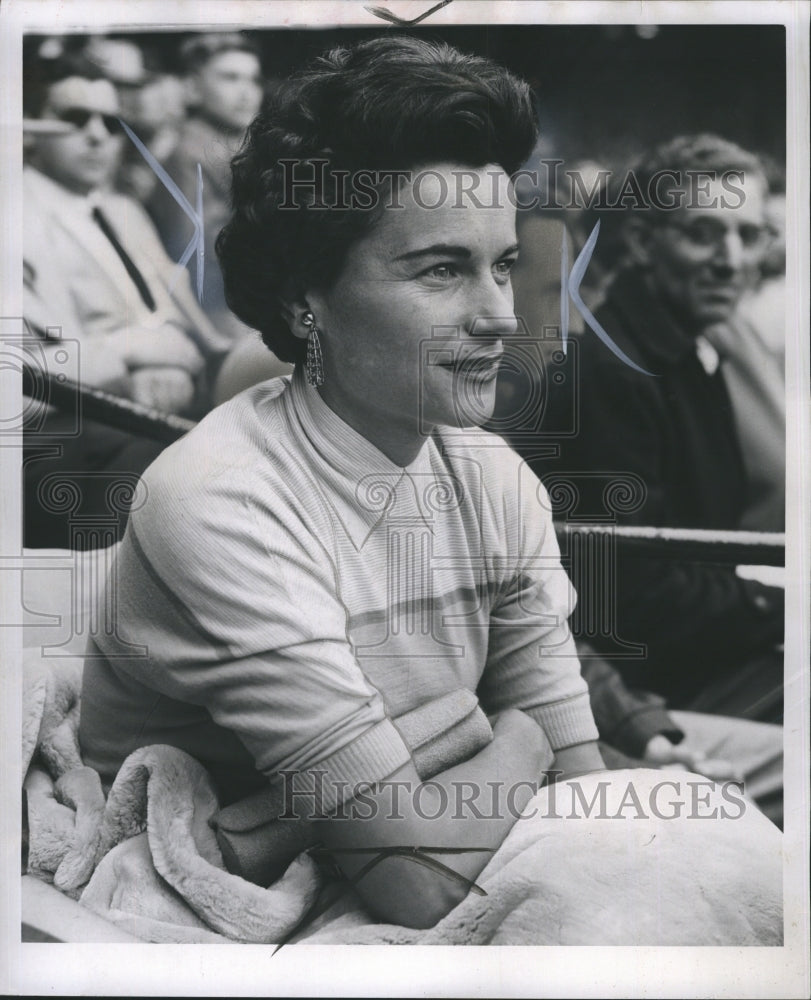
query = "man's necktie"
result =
(92, 205, 157, 312)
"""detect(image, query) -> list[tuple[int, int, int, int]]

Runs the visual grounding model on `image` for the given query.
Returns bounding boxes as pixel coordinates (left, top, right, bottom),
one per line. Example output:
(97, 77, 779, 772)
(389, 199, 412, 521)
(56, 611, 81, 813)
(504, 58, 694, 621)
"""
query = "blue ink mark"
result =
(561, 220, 656, 376)
(118, 119, 205, 302)
(560, 222, 570, 355)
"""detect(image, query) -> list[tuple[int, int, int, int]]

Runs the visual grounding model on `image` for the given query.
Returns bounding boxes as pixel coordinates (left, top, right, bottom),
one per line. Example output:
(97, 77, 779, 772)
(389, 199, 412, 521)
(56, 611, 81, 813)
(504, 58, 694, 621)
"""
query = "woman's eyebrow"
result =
(394, 243, 472, 262)
(393, 241, 520, 262)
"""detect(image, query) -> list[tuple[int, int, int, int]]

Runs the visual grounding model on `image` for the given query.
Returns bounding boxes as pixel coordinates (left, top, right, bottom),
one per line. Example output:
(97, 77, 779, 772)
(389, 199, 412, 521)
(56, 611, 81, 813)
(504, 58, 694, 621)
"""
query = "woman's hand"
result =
(551, 740, 606, 781)
(488, 709, 554, 777)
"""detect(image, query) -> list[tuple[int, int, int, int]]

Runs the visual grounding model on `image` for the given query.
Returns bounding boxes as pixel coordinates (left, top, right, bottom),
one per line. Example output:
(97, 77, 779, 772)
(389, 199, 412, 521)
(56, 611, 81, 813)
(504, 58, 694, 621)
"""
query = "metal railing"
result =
(22, 368, 786, 565)
(22, 366, 195, 446)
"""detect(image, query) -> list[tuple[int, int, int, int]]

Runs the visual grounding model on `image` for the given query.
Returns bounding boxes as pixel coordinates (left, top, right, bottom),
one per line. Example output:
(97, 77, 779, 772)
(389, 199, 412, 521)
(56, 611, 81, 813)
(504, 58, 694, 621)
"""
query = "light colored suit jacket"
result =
(23, 167, 232, 373)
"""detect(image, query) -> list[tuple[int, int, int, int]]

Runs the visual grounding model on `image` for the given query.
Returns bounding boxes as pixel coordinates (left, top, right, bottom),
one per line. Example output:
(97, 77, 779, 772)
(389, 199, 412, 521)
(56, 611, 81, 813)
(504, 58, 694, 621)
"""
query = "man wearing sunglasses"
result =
(22, 54, 230, 548)
(515, 134, 784, 728)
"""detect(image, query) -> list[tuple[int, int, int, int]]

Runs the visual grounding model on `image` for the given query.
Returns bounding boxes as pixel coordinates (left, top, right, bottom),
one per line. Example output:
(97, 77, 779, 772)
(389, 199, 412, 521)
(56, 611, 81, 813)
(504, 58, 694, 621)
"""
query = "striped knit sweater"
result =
(80, 368, 598, 808)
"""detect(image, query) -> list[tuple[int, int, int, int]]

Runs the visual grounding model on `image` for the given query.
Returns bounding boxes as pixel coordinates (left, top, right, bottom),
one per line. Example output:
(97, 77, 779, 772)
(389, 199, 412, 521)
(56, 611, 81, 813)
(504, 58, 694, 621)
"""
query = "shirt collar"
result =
(694, 335, 721, 375)
(25, 165, 119, 222)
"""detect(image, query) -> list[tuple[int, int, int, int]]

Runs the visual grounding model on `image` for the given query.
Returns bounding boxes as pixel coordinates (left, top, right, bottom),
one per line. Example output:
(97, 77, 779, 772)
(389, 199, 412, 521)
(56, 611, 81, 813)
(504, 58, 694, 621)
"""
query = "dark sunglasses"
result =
(55, 108, 123, 136)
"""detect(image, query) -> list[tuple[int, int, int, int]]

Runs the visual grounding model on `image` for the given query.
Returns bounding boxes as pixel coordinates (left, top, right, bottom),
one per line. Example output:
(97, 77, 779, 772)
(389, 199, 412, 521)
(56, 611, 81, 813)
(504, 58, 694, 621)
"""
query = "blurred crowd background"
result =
(23, 23, 787, 163)
(22, 22, 786, 364)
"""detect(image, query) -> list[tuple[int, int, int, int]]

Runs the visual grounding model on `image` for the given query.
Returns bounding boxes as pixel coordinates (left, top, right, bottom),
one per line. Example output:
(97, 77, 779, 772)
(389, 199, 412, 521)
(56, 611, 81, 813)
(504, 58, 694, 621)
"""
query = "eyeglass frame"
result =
(654, 216, 771, 258)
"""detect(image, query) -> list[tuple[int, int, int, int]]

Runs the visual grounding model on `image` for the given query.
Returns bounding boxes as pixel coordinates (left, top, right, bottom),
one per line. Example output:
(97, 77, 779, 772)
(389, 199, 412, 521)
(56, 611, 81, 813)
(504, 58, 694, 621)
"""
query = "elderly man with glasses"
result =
(515, 134, 784, 728)
(22, 53, 229, 548)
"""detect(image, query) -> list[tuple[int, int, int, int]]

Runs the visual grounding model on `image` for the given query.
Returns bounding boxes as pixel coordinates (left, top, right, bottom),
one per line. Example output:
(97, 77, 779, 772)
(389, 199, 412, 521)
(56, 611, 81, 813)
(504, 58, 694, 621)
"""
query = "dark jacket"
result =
(580, 651, 684, 759)
(516, 267, 783, 706)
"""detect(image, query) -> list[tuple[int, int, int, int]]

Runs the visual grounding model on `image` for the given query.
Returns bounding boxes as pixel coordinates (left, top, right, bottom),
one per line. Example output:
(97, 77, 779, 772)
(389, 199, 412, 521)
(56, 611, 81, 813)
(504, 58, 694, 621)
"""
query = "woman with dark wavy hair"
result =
(80, 35, 603, 929)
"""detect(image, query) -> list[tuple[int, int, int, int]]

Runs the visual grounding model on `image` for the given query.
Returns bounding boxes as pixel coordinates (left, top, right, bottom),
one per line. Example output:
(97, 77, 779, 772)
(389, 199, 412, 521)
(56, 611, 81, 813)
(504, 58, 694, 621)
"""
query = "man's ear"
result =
(624, 217, 655, 267)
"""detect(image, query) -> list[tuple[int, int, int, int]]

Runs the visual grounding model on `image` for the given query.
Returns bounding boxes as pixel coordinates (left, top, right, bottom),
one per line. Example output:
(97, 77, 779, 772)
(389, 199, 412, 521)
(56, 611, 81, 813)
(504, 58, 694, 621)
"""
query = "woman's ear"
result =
(278, 296, 314, 341)
(624, 217, 655, 268)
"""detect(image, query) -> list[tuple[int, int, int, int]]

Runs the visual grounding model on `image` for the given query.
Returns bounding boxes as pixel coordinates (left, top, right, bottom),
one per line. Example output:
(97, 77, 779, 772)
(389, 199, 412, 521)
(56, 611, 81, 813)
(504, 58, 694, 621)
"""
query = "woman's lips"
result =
(437, 354, 503, 380)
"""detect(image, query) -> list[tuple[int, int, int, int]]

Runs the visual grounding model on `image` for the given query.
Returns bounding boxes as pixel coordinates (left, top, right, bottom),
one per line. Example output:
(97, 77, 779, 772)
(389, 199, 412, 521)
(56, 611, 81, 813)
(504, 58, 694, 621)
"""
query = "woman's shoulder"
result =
(135, 378, 314, 526)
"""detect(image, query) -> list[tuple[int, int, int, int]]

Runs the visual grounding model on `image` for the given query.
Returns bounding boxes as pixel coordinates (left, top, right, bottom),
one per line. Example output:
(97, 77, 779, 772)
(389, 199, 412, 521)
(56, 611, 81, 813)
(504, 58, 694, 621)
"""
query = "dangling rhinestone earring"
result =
(302, 311, 325, 387)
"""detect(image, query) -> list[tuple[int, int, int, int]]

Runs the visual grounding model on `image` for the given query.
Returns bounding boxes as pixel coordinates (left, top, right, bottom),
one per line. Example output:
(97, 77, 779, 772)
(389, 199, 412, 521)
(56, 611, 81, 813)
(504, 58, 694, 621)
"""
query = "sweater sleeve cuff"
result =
(526, 692, 600, 750)
(612, 706, 686, 759)
(269, 717, 412, 816)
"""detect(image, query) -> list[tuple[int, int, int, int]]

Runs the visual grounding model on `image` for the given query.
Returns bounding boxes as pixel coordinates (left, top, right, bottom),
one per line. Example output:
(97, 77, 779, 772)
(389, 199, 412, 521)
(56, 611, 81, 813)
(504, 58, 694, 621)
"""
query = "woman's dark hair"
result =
(216, 35, 539, 362)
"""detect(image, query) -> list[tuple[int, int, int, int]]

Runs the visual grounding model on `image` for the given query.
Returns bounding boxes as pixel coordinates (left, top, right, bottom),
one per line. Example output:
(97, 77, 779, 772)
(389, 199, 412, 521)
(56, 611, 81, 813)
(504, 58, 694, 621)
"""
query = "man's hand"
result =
(130, 365, 195, 414)
(111, 322, 204, 375)
(73, 347, 130, 395)
(643, 734, 741, 782)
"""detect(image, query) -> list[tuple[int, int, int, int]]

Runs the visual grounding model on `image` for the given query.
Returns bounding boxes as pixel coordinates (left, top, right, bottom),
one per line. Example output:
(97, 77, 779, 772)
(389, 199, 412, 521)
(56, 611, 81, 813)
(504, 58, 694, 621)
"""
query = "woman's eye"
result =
(422, 263, 457, 280)
(494, 258, 517, 282)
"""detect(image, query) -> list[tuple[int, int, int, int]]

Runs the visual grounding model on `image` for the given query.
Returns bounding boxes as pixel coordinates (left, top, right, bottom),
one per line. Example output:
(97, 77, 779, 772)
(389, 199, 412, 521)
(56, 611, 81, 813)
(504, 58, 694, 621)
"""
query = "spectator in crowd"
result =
(508, 134, 784, 723)
(83, 36, 152, 131)
(736, 156, 786, 358)
(147, 32, 266, 347)
(23, 54, 230, 548)
(83, 35, 186, 204)
(705, 158, 786, 531)
(500, 142, 783, 819)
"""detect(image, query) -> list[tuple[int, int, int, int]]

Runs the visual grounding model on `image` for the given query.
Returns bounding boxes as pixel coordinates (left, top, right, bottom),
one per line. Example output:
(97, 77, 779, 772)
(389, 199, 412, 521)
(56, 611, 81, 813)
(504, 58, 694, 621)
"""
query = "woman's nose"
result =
(468, 274, 518, 339)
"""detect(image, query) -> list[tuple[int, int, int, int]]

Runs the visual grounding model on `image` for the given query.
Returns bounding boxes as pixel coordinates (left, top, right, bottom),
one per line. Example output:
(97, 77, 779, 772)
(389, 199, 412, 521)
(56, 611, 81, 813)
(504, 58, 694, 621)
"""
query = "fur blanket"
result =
(21, 549, 783, 946)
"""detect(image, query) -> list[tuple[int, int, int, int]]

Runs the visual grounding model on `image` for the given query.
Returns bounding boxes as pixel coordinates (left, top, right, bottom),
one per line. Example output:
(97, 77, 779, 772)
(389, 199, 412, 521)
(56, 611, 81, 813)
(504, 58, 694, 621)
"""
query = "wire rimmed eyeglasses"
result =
(659, 217, 770, 255)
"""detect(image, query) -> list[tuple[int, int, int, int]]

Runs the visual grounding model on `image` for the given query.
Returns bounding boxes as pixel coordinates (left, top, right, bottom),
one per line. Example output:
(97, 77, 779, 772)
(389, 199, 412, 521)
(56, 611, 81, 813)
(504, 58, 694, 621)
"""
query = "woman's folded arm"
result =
(313, 709, 553, 929)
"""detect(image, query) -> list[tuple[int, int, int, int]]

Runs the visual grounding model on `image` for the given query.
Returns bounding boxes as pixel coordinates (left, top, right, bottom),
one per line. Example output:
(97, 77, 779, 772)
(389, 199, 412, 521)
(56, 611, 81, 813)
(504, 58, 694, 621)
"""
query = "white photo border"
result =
(1, 1, 808, 997)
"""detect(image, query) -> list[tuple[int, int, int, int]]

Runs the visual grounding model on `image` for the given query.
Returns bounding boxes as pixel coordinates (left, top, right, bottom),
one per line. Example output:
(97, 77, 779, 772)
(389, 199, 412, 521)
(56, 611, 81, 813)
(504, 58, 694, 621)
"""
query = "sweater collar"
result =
(287, 367, 438, 542)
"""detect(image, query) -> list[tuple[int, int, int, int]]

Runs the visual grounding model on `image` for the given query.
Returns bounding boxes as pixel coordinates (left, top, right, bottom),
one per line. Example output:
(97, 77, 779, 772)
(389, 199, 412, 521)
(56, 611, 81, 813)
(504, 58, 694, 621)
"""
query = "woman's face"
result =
(306, 163, 519, 466)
